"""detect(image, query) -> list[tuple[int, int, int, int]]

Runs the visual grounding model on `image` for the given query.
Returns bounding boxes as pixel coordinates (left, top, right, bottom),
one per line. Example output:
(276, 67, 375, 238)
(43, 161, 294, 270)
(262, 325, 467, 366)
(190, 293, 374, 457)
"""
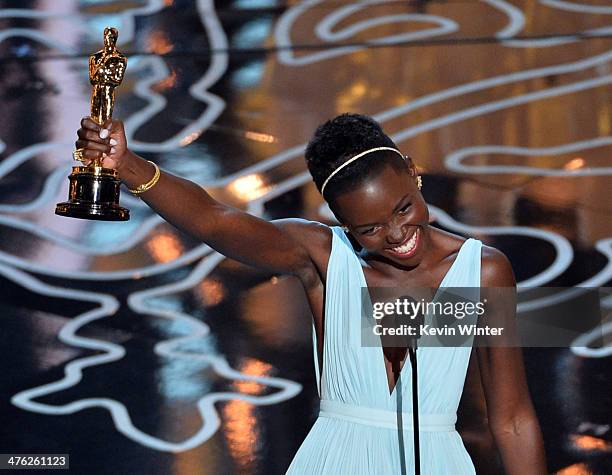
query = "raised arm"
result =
(476, 247, 547, 474)
(75, 117, 326, 288)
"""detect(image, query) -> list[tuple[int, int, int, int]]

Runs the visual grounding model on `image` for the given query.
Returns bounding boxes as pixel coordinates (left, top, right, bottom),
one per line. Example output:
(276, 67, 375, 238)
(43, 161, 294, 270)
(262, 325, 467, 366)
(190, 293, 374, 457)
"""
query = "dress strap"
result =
(311, 226, 346, 398)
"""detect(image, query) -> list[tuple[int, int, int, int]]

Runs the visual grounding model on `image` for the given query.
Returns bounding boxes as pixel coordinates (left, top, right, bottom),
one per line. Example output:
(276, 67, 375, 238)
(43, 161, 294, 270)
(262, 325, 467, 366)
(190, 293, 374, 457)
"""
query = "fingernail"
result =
(110, 138, 117, 146)
(99, 129, 110, 139)
(110, 147, 116, 154)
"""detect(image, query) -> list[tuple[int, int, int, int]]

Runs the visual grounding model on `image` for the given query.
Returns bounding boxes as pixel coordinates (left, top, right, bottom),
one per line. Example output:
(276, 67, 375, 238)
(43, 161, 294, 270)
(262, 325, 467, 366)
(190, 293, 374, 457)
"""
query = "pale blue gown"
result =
(286, 225, 481, 474)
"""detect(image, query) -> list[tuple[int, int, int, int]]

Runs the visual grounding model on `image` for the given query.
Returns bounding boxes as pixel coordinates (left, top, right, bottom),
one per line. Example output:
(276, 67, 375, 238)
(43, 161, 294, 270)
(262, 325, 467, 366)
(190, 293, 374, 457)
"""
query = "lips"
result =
(386, 228, 420, 258)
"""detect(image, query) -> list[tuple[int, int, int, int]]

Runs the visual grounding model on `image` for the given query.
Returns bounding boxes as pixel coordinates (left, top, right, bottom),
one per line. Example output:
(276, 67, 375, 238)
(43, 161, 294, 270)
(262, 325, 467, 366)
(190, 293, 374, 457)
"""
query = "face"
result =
(331, 162, 429, 267)
(104, 28, 118, 51)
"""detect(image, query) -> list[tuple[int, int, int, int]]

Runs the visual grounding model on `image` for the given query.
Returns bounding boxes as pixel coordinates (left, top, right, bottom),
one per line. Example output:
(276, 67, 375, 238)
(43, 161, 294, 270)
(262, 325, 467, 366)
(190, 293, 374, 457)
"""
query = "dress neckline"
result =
(338, 227, 473, 396)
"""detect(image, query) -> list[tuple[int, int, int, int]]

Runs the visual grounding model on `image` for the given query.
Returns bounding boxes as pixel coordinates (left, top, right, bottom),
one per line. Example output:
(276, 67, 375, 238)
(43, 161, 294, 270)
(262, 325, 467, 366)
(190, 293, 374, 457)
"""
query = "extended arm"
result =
(76, 117, 325, 288)
(477, 247, 547, 474)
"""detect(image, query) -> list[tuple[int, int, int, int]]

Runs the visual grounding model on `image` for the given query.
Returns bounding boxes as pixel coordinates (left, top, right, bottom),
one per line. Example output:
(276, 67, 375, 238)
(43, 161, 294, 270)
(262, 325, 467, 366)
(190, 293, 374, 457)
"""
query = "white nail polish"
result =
(110, 138, 117, 146)
(110, 147, 116, 154)
(99, 129, 109, 139)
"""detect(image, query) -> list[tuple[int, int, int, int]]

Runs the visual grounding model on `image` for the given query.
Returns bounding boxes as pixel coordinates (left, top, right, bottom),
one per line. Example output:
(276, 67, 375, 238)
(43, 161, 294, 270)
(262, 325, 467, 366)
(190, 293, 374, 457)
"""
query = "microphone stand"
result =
(408, 341, 420, 475)
(387, 295, 422, 475)
(393, 358, 407, 475)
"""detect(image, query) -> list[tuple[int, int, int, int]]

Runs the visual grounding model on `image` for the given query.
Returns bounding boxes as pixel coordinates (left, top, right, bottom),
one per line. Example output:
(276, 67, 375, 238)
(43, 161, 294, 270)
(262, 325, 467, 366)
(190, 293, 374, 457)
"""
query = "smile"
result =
(387, 228, 420, 258)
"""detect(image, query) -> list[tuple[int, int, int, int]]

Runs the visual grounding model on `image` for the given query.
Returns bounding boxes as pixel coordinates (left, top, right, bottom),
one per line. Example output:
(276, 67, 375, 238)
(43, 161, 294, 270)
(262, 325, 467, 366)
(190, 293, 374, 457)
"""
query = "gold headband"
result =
(320, 146, 405, 197)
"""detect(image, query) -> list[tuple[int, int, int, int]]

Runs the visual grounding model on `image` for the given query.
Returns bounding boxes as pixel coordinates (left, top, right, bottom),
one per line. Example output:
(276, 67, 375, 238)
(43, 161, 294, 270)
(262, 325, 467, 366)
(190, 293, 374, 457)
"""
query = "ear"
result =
(405, 156, 418, 177)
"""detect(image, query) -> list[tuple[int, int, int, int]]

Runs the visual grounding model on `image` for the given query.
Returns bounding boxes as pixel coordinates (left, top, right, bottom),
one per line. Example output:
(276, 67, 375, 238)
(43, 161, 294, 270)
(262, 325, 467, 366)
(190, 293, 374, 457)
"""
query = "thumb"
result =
(110, 119, 125, 136)
(101, 155, 119, 169)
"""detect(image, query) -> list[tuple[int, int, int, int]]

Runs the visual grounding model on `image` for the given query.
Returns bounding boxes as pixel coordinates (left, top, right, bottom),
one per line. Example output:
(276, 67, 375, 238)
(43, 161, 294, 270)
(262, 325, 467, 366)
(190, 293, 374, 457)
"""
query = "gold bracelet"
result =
(128, 160, 160, 194)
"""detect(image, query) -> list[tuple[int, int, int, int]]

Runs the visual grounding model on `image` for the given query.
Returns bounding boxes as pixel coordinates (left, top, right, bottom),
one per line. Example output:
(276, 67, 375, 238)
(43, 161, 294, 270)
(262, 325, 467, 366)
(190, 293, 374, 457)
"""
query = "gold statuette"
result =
(55, 27, 129, 221)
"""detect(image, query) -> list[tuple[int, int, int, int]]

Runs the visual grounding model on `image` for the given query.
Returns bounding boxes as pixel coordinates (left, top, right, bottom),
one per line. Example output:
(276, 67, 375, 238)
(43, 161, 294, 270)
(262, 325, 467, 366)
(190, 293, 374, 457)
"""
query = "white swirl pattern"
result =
(0, 0, 610, 455)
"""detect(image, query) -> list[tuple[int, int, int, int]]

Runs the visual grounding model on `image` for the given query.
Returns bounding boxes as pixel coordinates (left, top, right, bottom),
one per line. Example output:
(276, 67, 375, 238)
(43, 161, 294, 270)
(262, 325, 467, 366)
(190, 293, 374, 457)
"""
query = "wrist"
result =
(117, 150, 153, 189)
(128, 160, 160, 195)
(116, 149, 137, 177)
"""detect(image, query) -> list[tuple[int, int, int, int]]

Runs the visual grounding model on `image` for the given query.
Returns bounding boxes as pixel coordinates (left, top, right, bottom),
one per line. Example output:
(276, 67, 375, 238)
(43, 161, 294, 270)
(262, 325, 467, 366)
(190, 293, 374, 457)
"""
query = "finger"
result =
(97, 119, 113, 139)
(99, 119, 115, 140)
(99, 127, 111, 139)
(77, 128, 111, 144)
(75, 139, 111, 153)
(82, 149, 103, 160)
(80, 117, 102, 132)
(101, 155, 119, 169)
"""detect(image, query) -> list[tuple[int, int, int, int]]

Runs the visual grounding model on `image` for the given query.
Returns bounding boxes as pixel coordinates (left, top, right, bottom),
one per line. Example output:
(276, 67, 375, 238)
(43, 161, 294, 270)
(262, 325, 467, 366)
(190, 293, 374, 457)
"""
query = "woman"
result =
(75, 113, 546, 474)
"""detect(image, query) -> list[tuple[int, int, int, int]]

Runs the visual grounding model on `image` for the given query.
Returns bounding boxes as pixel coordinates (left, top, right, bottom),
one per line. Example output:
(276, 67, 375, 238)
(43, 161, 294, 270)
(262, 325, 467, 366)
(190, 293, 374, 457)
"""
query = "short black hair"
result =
(305, 113, 407, 202)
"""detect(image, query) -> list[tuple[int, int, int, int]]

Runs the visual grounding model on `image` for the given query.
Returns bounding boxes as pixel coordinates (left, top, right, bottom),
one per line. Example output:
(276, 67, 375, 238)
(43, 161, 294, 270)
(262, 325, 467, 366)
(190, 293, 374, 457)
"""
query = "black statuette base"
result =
(55, 168, 130, 221)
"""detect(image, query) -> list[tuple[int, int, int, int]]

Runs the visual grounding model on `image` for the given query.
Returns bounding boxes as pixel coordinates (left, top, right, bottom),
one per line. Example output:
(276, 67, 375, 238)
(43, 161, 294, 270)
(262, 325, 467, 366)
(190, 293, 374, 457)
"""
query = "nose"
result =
(386, 220, 407, 245)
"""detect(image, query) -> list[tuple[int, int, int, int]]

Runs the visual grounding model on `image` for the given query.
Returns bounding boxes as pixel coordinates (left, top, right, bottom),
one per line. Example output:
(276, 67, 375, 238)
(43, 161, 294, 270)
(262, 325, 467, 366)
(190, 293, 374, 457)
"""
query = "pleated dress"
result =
(286, 225, 481, 474)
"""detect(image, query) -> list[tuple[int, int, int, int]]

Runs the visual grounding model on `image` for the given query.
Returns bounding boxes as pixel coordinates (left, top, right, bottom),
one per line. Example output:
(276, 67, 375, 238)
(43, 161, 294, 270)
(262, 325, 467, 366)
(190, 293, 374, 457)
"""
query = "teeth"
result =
(391, 229, 418, 254)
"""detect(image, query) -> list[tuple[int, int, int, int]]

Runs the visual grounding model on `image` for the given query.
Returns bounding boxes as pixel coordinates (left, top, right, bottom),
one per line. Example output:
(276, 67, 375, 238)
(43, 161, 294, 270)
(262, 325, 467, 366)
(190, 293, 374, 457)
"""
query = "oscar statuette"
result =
(55, 27, 129, 221)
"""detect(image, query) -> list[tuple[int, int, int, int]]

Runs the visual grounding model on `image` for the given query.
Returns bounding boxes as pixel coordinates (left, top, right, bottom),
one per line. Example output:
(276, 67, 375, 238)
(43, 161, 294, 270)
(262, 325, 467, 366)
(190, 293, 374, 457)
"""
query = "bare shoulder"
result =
(480, 244, 516, 287)
(430, 227, 515, 287)
(272, 218, 333, 280)
(272, 218, 332, 249)
(430, 226, 469, 261)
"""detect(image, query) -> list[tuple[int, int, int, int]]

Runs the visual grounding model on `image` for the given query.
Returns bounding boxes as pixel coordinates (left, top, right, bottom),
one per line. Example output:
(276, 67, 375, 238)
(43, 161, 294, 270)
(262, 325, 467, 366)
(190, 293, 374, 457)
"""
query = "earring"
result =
(417, 175, 422, 190)
(341, 225, 349, 233)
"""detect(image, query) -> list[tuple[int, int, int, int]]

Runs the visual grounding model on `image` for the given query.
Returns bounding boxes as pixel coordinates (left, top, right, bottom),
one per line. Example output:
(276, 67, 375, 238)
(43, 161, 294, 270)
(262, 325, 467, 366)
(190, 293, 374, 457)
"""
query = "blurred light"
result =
(146, 231, 183, 263)
(228, 174, 271, 201)
(598, 105, 610, 135)
(196, 278, 226, 307)
(337, 81, 368, 110)
(244, 131, 277, 143)
(234, 0, 277, 7)
(570, 434, 612, 451)
(12, 44, 33, 57)
(394, 94, 412, 106)
(233, 18, 272, 48)
(556, 463, 592, 474)
(147, 30, 174, 55)
(222, 400, 257, 470)
(564, 158, 585, 171)
(153, 70, 177, 92)
(350, 82, 367, 97)
(231, 62, 265, 89)
(234, 358, 272, 395)
(158, 357, 211, 400)
(180, 130, 203, 146)
(222, 358, 272, 471)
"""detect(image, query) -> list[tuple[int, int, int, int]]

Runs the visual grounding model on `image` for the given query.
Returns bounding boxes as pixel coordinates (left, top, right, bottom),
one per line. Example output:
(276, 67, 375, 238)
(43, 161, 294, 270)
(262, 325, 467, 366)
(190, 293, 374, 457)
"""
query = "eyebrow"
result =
(353, 192, 412, 229)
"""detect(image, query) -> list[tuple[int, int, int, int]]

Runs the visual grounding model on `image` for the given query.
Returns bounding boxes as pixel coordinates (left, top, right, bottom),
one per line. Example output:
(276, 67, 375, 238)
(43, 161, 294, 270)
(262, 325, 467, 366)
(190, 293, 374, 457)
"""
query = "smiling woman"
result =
(285, 113, 547, 474)
(74, 112, 546, 475)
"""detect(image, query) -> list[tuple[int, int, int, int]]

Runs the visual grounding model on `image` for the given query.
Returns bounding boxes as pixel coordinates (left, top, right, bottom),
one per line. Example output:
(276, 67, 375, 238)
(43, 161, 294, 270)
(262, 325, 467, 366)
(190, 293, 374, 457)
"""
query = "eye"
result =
(361, 226, 380, 236)
(398, 203, 412, 214)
